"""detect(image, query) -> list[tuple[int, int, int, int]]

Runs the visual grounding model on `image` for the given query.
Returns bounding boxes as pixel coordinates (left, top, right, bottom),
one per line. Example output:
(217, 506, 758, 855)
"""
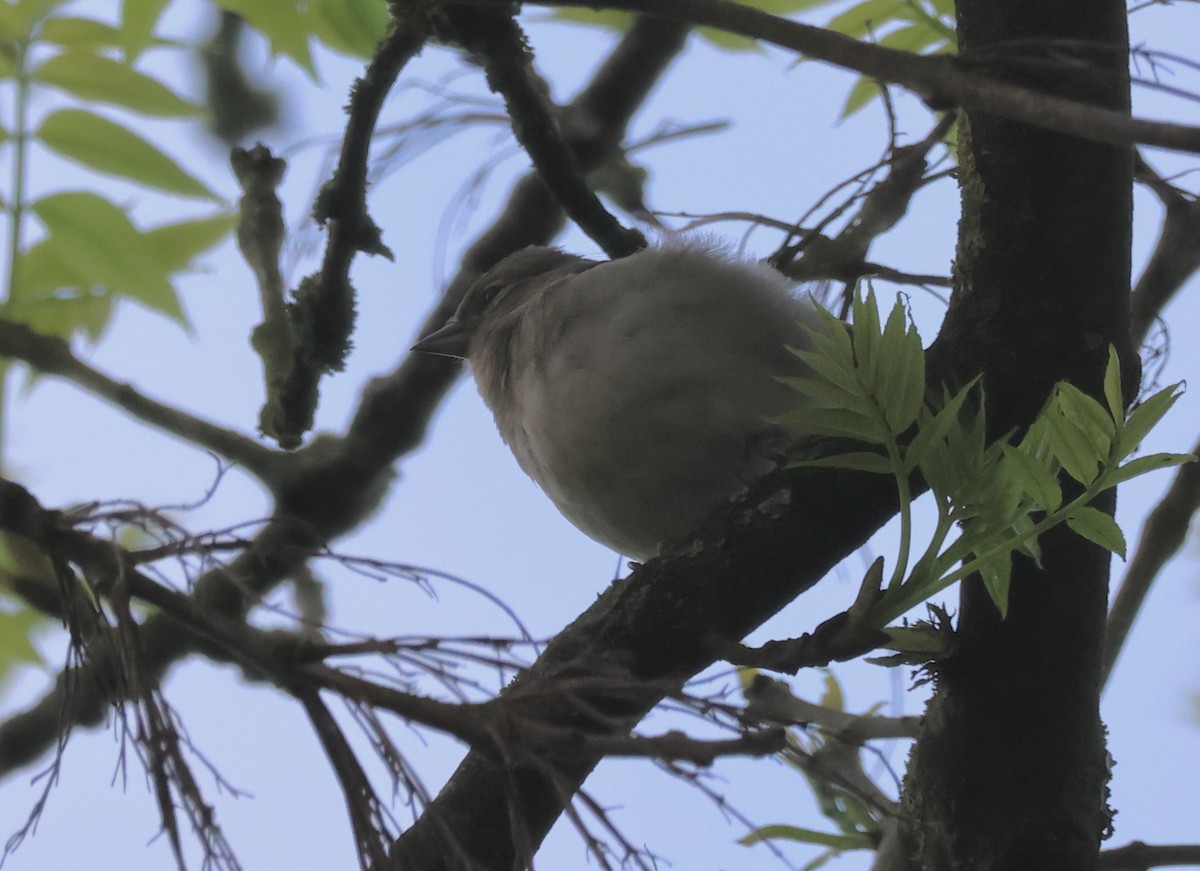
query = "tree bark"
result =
(902, 1, 1133, 869)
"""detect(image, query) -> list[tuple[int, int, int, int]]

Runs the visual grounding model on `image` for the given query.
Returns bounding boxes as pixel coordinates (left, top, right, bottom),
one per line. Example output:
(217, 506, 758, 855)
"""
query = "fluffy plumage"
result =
(414, 244, 820, 559)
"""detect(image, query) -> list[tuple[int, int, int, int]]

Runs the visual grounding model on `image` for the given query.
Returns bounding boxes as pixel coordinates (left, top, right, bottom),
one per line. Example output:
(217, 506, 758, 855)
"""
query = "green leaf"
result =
(38, 15, 122, 47)
(739, 825, 871, 850)
(0, 600, 46, 679)
(826, 0, 905, 38)
(10, 237, 81, 301)
(850, 287, 883, 391)
(0, 4, 22, 40)
(310, 0, 388, 58)
(1000, 443, 1062, 512)
(215, 0, 316, 75)
(750, 0, 850, 12)
(779, 405, 888, 443)
(1043, 408, 1102, 485)
(791, 340, 862, 396)
(34, 51, 200, 117)
(1065, 506, 1126, 558)
(840, 75, 883, 119)
(13, 0, 68, 33)
(819, 669, 844, 710)
(1009, 513, 1042, 566)
(6, 290, 114, 342)
(31, 192, 182, 321)
(1103, 345, 1124, 423)
(1105, 452, 1196, 488)
(780, 372, 872, 414)
(875, 298, 924, 431)
(1118, 383, 1185, 457)
(1053, 382, 1115, 457)
(790, 451, 894, 474)
(120, 0, 171, 58)
(544, 7, 634, 31)
(882, 20, 949, 52)
(976, 552, 1011, 617)
(801, 303, 859, 364)
(904, 380, 975, 471)
(143, 213, 237, 272)
(37, 109, 218, 199)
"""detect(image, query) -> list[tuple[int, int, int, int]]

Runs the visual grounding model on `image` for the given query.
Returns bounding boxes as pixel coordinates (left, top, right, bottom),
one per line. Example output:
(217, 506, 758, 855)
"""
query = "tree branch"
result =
(263, 24, 421, 448)
(0, 318, 276, 478)
(1100, 841, 1200, 870)
(438, 6, 646, 258)
(1102, 435, 1200, 685)
(0, 14, 691, 784)
(1130, 153, 1200, 346)
(458, 0, 1200, 153)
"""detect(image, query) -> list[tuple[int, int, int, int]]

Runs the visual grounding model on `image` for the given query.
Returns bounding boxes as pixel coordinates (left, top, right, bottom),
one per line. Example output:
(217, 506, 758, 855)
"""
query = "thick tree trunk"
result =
(902, 2, 1133, 869)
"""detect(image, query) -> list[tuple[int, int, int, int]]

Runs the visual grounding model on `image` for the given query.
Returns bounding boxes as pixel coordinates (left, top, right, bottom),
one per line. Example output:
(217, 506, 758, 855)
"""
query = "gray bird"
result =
(414, 244, 820, 560)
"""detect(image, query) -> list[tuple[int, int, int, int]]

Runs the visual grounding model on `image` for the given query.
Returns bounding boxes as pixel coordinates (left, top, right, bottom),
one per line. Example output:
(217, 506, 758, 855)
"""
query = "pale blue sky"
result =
(2, 2, 1198, 869)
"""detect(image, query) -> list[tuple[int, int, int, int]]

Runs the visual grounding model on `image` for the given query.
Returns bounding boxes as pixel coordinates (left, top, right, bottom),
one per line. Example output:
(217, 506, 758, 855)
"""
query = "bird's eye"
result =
(481, 283, 504, 305)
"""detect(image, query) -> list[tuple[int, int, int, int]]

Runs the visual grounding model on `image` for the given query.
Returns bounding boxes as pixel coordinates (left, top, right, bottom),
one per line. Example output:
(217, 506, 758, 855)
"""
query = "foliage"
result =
(0, 0, 226, 342)
(779, 290, 1194, 623)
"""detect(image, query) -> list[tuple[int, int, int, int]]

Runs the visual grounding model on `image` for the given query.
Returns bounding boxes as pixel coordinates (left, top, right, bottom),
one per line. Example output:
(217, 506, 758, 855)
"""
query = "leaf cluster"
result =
(0, 0, 389, 344)
(0, 0, 237, 340)
(779, 291, 1193, 622)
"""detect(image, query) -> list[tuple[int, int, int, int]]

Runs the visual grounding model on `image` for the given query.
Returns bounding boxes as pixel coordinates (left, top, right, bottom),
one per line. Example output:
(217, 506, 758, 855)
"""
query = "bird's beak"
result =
(412, 319, 472, 359)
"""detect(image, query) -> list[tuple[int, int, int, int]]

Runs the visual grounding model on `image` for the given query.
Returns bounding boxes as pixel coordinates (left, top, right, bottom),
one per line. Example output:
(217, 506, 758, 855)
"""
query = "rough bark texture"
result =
(901, 1, 1133, 869)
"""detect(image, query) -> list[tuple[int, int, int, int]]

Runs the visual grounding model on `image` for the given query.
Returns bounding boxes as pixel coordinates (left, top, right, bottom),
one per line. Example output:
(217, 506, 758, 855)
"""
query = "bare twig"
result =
(264, 24, 421, 447)
(438, 6, 646, 258)
(0, 318, 276, 478)
(1102, 435, 1200, 686)
(1100, 841, 1200, 869)
(744, 675, 921, 742)
(1130, 154, 1200, 346)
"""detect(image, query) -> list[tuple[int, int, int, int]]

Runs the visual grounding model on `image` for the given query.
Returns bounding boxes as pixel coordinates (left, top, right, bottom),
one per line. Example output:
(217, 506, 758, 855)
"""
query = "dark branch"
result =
(438, 6, 646, 258)
(0, 318, 276, 478)
(1102, 435, 1200, 685)
(263, 24, 421, 448)
(455, 0, 1200, 153)
(1130, 154, 1200, 346)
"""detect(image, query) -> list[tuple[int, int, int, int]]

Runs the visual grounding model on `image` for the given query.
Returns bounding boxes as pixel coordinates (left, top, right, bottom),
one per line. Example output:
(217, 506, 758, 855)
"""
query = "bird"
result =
(413, 243, 821, 560)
